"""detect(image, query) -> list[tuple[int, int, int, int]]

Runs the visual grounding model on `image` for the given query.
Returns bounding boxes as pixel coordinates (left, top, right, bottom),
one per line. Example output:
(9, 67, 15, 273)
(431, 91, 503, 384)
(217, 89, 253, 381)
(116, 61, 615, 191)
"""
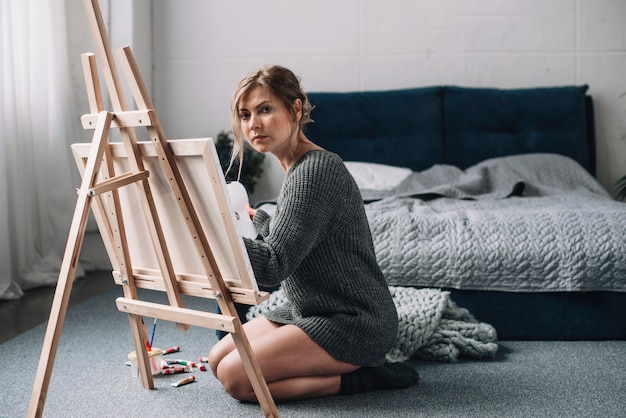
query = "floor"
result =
(0, 270, 117, 345)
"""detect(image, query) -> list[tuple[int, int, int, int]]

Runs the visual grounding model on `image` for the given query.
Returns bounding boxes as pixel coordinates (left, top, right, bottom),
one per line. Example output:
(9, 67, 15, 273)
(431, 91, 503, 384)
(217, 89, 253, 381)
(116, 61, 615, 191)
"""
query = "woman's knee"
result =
(208, 344, 230, 377)
(207, 348, 220, 377)
(208, 334, 236, 376)
(216, 354, 256, 401)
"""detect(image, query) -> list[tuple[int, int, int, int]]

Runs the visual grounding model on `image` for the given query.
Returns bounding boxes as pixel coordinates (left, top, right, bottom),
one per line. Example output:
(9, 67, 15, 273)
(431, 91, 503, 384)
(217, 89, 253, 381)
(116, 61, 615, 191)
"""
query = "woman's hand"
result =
(246, 204, 256, 220)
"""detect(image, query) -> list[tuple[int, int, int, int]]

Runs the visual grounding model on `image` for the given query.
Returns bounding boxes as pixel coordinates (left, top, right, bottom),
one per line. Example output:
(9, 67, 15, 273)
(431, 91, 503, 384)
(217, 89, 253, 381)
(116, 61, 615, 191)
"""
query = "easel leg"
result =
(230, 321, 280, 418)
(80, 47, 154, 389)
(27, 112, 113, 418)
(27, 181, 98, 417)
(127, 313, 154, 389)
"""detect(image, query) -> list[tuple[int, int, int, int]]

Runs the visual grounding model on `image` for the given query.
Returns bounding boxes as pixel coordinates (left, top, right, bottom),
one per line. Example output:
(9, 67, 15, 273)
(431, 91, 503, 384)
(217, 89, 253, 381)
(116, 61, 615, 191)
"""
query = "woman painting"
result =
(208, 65, 418, 402)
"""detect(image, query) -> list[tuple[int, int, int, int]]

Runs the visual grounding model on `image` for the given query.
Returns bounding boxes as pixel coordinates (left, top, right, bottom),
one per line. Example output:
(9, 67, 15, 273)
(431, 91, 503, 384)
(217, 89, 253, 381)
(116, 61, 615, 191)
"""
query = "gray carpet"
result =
(1, 286, 624, 417)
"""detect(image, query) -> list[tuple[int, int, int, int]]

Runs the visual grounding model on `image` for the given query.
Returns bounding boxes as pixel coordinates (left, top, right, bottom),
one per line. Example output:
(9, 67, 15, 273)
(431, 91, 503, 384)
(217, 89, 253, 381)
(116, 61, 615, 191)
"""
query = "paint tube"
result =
(161, 365, 192, 375)
(163, 346, 181, 355)
(171, 375, 196, 387)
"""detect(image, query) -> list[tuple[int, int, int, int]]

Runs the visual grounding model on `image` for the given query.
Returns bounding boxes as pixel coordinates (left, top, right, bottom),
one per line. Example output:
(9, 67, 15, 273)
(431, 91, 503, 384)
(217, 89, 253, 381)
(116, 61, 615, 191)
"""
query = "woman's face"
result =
(237, 85, 299, 157)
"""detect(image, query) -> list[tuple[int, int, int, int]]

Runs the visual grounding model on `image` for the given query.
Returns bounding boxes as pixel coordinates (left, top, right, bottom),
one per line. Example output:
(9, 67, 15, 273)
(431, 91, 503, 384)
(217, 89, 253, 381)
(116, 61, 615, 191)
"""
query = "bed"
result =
(300, 85, 626, 341)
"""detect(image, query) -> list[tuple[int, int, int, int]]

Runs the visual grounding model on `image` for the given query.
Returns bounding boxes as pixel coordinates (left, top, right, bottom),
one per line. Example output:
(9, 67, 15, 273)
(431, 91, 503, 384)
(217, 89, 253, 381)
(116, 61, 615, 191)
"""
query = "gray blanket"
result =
(363, 154, 626, 292)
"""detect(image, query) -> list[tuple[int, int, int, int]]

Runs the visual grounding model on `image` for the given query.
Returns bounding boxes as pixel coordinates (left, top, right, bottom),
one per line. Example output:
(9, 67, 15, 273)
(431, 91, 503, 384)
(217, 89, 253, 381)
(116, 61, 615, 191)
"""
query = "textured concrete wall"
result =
(68, 0, 626, 202)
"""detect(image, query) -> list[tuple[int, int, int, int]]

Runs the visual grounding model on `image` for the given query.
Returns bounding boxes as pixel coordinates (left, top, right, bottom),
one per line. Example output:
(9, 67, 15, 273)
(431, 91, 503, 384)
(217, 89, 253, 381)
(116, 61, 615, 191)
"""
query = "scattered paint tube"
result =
(166, 359, 196, 367)
(199, 356, 209, 363)
(198, 363, 207, 372)
(162, 346, 181, 355)
(161, 359, 196, 368)
(171, 375, 196, 387)
(161, 365, 192, 375)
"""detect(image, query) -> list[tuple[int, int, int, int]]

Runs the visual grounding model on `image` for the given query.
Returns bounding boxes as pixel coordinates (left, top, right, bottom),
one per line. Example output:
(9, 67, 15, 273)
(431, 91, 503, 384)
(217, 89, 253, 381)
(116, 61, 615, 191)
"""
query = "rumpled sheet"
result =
(362, 153, 626, 292)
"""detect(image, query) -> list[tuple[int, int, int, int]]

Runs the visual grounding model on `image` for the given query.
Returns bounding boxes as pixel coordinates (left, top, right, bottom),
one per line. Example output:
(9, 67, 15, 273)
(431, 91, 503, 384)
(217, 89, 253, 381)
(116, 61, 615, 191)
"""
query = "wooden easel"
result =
(27, 0, 279, 416)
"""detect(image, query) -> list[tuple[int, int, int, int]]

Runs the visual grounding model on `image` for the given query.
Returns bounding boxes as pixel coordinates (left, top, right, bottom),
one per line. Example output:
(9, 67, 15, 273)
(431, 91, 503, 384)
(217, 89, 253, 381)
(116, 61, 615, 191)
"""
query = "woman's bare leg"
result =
(207, 316, 278, 377)
(208, 316, 359, 402)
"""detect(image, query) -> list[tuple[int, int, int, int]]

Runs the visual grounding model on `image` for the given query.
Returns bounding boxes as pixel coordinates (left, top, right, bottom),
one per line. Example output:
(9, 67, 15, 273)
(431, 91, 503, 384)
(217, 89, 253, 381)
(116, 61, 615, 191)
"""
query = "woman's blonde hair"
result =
(228, 65, 313, 178)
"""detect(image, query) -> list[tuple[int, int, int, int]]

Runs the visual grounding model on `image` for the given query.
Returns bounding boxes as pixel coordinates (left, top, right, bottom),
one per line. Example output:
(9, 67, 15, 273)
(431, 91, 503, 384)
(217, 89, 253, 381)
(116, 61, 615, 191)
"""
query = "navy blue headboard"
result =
(442, 85, 594, 173)
(305, 87, 443, 172)
(306, 85, 595, 175)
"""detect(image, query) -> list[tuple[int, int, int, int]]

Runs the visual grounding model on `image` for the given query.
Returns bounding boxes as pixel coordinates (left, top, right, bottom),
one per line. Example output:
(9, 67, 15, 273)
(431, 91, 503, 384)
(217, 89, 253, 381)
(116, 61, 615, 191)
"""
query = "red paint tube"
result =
(161, 365, 191, 375)
(163, 345, 181, 355)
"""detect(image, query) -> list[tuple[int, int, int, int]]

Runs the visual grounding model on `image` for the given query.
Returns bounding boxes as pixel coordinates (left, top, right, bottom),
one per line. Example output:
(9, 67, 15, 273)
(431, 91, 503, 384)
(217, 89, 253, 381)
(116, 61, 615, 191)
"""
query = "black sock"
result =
(339, 362, 419, 395)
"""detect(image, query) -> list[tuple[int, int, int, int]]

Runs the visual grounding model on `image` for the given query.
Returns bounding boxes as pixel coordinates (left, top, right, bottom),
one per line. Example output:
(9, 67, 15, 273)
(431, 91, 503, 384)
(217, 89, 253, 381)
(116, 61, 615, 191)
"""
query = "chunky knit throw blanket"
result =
(247, 286, 498, 363)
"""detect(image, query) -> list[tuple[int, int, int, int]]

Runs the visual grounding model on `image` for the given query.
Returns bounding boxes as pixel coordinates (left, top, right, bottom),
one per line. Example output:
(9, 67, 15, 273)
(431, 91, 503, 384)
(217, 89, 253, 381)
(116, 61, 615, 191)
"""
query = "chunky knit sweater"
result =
(244, 150, 398, 367)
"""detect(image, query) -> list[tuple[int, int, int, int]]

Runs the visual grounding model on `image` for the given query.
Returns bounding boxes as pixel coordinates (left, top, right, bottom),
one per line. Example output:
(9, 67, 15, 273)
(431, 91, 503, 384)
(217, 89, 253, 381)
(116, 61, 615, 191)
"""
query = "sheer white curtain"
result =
(0, 0, 83, 300)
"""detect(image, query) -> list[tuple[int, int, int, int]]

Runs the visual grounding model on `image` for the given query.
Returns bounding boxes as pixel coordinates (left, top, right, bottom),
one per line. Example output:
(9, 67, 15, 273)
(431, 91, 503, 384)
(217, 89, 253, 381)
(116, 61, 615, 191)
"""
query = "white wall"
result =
(66, 0, 152, 143)
(69, 0, 626, 203)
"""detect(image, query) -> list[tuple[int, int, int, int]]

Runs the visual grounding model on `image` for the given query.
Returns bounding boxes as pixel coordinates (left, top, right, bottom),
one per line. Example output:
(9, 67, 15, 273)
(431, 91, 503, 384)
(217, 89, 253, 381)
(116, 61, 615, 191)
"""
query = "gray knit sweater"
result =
(244, 150, 397, 367)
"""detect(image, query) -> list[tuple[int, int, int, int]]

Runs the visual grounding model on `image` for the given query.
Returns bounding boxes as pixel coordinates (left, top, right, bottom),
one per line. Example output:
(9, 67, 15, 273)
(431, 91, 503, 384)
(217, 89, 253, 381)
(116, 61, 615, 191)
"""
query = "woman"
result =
(208, 65, 418, 402)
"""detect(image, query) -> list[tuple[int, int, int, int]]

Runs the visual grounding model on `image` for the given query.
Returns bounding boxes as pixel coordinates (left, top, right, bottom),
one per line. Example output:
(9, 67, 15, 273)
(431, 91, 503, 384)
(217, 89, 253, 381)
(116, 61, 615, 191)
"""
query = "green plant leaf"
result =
(214, 131, 265, 195)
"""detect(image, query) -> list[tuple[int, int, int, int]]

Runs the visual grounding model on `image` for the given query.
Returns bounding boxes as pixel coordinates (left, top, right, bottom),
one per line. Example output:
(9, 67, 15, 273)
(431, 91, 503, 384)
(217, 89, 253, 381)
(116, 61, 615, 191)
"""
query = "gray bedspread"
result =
(362, 153, 626, 292)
